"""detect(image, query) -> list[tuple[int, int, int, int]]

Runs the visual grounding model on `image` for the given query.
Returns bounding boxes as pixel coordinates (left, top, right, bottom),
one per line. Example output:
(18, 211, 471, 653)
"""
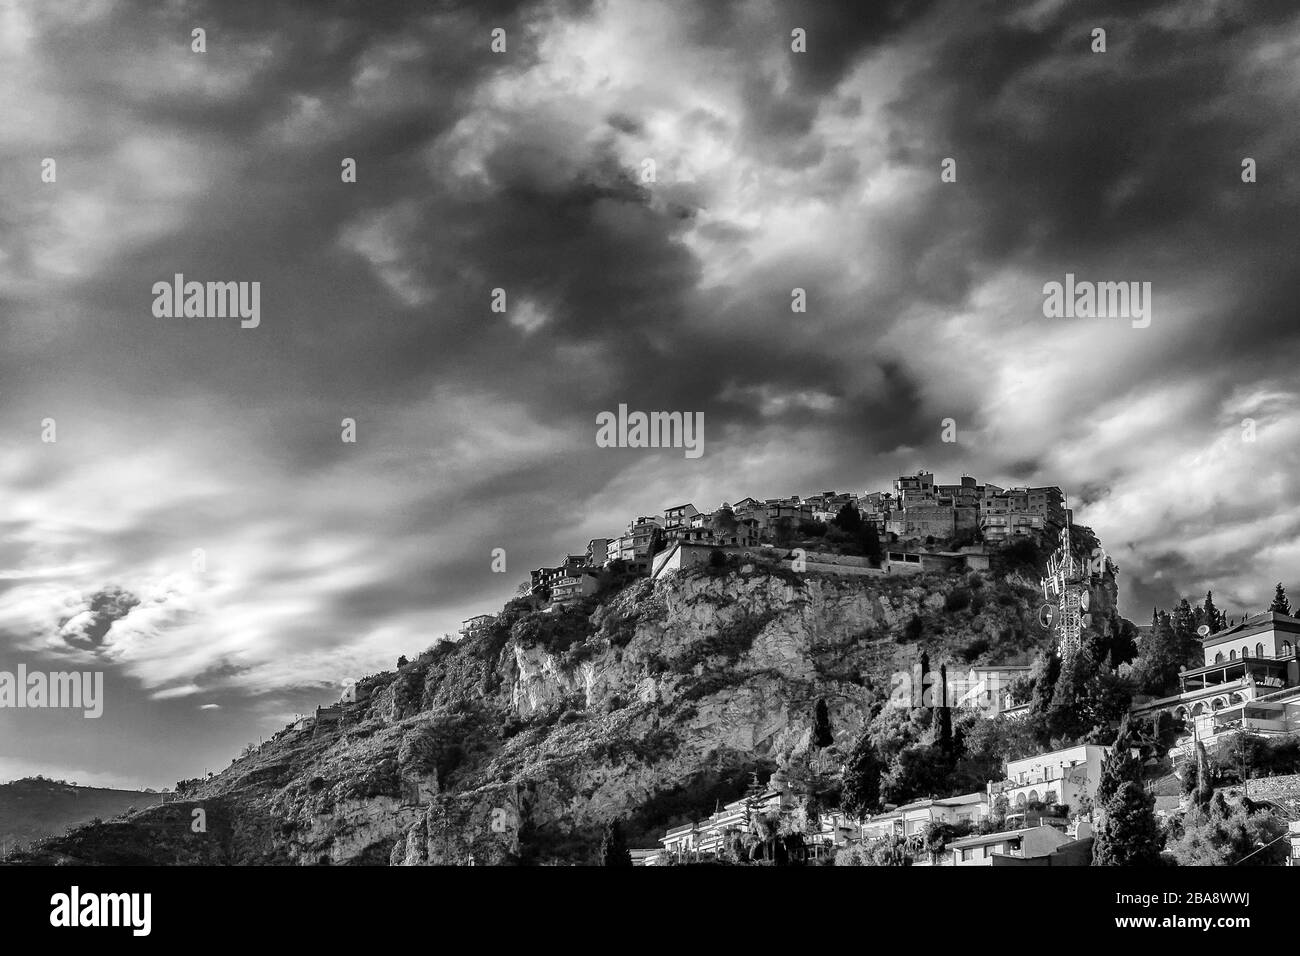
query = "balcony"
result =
(1178, 657, 1290, 696)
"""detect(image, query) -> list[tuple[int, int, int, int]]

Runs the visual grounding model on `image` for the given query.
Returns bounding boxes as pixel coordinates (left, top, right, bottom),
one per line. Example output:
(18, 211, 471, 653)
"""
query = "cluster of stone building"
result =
(459, 473, 1068, 633)
(644, 743, 1109, 867)
(884, 472, 1067, 544)
(646, 769, 843, 866)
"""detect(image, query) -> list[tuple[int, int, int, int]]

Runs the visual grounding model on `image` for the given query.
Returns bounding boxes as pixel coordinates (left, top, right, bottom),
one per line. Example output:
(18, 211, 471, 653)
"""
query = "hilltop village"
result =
(460, 471, 1068, 632)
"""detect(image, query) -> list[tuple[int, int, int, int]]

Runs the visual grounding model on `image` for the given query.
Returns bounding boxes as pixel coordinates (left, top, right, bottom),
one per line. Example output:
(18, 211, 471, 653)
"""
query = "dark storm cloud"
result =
(58, 587, 141, 650)
(782, 0, 941, 94)
(884, 0, 1300, 338)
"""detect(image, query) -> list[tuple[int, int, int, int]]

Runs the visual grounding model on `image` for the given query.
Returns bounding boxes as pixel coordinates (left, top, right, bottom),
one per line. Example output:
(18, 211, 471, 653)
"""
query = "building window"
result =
(1284, 641, 1294, 657)
(1256, 642, 1265, 657)
(1215, 653, 1224, 663)
(1229, 650, 1237, 661)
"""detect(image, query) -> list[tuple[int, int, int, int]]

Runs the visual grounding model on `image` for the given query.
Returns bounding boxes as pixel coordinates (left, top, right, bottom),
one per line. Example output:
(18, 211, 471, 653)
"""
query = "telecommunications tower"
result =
(1040, 512, 1103, 658)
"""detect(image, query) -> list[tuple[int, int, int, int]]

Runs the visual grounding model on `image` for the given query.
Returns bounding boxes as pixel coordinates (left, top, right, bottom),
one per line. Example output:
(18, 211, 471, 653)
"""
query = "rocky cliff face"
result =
(11, 543, 1121, 866)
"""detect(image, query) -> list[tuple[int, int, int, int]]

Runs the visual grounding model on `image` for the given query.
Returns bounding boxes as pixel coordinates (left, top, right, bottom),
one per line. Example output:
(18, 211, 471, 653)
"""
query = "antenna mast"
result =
(1041, 509, 1089, 658)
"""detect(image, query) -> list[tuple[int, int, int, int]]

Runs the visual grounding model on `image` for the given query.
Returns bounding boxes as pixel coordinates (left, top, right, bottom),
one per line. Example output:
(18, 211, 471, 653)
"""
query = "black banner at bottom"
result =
(0, 865, 1288, 942)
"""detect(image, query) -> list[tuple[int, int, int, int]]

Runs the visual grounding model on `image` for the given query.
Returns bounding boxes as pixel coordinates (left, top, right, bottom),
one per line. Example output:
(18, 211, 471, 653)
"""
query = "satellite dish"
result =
(1196, 624, 1211, 637)
(1038, 604, 1058, 629)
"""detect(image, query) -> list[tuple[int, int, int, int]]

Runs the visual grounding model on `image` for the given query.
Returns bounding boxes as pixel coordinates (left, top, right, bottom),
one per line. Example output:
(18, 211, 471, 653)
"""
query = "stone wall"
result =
(795, 560, 885, 578)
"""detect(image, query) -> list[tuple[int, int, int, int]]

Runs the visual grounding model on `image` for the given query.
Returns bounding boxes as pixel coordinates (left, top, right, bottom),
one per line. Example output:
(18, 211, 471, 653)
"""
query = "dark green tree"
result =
(831, 504, 883, 563)
(1047, 648, 1132, 743)
(879, 743, 951, 806)
(1019, 652, 1062, 747)
(832, 503, 863, 533)
(1096, 715, 1142, 806)
(1092, 715, 1163, 865)
(840, 733, 882, 819)
(812, 698, 834, 750)
(1194, 740, 1214, 807)
(1269, 583, 1292, 616)
(1170, 599, 1200, 664)
(1200, 591, 1224, 632)
(935, 664, 954, 757)
(861, 522, 884, 565)
(714, 508, 738, 533)
(599, 819, 633, 866)
(1091, 780, 1163, 865)
(1130, 611, 1192, 697)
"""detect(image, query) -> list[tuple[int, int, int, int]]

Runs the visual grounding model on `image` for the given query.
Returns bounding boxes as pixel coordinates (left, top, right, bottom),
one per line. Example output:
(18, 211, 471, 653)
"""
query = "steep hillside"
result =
(0, 778, 154, 851)
(7, 539, 1123, 866)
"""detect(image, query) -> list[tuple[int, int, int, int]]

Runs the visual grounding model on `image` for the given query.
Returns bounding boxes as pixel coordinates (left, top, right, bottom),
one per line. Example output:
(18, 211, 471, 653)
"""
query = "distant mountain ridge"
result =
(0, 777, 153, 852)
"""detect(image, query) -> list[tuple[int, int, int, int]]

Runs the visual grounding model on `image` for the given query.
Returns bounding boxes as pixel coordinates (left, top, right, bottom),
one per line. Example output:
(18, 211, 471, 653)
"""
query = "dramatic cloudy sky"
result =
(2, 0, 1298, 789)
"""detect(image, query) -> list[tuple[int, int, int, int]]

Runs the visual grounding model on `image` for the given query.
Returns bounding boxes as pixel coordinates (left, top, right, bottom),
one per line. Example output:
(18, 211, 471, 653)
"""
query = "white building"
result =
(989, 743, 1109, 815)
(1130, 612, 1300, 758)
(948, 825, 1068, 865)
(859, 792, 988, 840)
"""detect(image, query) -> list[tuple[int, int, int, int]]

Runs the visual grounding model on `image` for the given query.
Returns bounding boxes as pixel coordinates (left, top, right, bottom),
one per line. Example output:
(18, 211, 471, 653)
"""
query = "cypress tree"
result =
(812, 698, 834, 750)
(1194, 740, 1214, 808)
(862, 522, 883, 565)
(1096, 716, 1141, 806)
(1202, 591, 1223, 632)
(1092, 716, 1163, 865)
(935, 664, 954, 757)
(1172, 600, 1198, 659)
(840, 733, 882, 819)
(1269, 583, 1292, 616)
(1092, 780, 1163, 865)
(599, 820, 632, 867)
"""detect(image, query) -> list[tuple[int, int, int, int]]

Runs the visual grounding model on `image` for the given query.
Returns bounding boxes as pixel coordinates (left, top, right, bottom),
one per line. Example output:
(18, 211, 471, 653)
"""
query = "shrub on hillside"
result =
(1164, 797, 1287, 866)
(602, 606, 641, 648)
(1211, 732, 1300, 781)
(899, 615, 924, 644)
(512, 607, 593, 655)
(428, 639, 456, 662)
(835, 835, 910, 866)
(943, 587, 971, 612)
